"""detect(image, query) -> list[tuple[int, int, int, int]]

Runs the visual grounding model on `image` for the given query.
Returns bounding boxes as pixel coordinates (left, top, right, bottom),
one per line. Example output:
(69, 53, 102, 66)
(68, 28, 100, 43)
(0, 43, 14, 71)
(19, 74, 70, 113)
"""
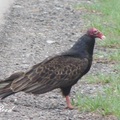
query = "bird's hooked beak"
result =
(97, 32, 106, 40)
(100, 35, 106, 40)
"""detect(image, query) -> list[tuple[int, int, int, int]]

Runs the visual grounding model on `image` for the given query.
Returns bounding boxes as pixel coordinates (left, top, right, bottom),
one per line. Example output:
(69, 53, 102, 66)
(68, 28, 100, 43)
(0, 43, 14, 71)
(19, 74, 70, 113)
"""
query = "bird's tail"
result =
(0, 81, 14, 99)
(0, 72, 24, 99)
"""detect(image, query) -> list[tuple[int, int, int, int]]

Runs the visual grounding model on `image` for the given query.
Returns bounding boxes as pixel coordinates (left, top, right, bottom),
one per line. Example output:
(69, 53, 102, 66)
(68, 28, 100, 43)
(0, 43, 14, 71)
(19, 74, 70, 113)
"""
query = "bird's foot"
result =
(65, 105, 74, 110)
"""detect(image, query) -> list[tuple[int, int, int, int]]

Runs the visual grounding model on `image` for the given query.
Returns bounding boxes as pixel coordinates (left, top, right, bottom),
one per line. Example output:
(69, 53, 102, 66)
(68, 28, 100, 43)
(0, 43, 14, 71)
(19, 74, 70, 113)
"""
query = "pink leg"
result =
(65, 95, 74, 109)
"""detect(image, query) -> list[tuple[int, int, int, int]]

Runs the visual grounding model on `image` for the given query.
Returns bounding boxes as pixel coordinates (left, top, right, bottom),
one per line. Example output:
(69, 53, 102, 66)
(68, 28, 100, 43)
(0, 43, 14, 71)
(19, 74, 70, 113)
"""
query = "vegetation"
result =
(73, 0, 120, 118)
(74, 0, 120, 48)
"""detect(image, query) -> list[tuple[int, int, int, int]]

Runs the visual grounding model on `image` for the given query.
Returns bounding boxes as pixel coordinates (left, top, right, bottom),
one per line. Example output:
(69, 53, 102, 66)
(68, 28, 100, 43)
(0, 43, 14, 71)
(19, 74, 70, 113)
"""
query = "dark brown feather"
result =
(10, 56, 88, 94)
(0, 72, 24, 99)
(0, 72, 24, 89)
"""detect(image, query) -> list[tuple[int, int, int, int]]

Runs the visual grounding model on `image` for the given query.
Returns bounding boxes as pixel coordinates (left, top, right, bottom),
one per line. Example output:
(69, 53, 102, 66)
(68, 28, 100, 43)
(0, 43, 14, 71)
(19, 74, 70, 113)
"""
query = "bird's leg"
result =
(60, 86, 73, 109)
(65, 95, 74, 109)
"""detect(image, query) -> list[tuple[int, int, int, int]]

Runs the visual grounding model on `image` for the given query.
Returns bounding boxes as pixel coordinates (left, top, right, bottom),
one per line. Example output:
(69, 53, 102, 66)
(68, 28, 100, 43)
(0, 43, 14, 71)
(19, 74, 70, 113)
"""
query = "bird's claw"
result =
(65, 106, 74, 110)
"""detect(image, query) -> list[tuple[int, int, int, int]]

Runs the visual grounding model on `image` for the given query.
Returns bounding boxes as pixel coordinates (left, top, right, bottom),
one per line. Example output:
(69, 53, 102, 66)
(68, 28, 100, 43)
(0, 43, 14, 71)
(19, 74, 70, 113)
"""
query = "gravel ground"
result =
(0, 0, 117, 120)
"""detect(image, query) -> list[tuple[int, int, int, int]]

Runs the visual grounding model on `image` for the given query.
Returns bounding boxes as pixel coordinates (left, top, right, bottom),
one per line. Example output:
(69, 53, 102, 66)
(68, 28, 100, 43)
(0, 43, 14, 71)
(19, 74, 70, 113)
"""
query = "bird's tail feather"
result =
(0, 87, 14, 99)
(0, 80, 14, 99)
(0, 72, 24, 99)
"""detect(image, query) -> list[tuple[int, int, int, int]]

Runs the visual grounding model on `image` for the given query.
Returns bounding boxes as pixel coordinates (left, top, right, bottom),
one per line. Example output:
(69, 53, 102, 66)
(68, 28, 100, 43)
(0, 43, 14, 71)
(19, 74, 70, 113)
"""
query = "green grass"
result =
(108, 49, 120, 62)
(72, 73, 120, 117)
(84, 73, 119, 85)
(74, 93, 120, 117)
(74, 0, 120, 48)
(73, 73, 120, 117)
(73, 0, 120, 118)
(114, 64, 120, 72)
(94, 49, 120, 62)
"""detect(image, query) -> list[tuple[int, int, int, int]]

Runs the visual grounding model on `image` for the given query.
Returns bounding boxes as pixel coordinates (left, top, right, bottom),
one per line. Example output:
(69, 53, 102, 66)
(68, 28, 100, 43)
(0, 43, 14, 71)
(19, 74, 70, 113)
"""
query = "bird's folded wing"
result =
(10, 56, 89, 93)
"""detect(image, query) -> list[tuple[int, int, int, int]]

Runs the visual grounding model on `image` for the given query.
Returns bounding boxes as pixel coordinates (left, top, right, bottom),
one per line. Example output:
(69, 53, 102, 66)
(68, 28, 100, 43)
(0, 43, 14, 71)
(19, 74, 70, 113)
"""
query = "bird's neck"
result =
(69, 34, 95, 58)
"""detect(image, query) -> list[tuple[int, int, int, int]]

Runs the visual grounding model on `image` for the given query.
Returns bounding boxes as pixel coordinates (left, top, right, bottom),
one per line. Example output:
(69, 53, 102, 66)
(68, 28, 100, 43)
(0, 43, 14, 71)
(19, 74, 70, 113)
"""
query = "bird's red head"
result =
(87, 28, 105, 40)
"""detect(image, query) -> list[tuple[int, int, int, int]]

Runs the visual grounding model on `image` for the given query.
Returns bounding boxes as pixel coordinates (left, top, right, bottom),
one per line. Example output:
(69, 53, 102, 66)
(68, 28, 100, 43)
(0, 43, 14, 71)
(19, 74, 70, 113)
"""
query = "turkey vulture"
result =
(0, 28, 105, 109)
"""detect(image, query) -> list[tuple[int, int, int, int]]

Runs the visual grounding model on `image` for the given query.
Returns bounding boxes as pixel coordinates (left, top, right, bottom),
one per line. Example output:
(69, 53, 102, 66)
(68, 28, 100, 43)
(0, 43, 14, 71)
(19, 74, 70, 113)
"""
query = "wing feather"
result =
(10, 56, 89, 93)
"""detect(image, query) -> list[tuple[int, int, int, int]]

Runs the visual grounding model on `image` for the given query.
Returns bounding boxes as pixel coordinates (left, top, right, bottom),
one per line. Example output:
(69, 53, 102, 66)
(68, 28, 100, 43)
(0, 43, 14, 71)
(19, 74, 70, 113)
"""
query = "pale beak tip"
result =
(101, 35, 106, 40)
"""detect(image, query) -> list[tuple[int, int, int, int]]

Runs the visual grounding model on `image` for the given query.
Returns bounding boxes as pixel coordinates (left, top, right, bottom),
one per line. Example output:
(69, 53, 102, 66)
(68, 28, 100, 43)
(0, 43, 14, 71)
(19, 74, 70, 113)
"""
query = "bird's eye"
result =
(94, 30, 98, 35)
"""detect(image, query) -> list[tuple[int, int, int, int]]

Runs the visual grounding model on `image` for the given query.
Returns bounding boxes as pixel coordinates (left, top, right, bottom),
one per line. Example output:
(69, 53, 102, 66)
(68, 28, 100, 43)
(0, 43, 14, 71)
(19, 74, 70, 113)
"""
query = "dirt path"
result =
(0, 0, 116, 120)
